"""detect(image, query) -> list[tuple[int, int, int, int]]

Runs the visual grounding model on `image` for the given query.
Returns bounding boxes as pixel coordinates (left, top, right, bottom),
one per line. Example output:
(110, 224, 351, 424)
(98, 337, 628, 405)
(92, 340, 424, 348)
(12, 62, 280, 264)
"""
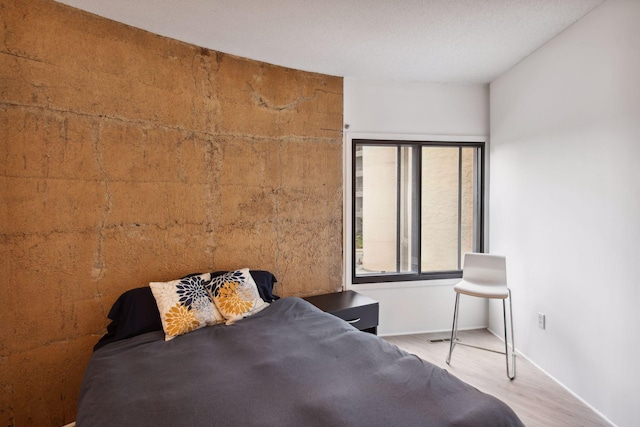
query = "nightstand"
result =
(303, 290, 379, 335)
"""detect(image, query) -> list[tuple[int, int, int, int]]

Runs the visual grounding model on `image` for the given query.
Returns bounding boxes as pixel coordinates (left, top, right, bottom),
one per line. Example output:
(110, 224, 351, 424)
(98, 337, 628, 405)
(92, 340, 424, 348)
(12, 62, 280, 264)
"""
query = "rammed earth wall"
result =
(0, 0, 343, 424)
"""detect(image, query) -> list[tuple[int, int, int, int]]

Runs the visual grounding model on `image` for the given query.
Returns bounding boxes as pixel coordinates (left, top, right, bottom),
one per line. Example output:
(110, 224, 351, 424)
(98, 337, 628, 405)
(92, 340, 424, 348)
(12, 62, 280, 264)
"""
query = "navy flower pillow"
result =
(150, 273, 224, 340)
(204, 268, 269, 324)
(211, 270, 279, 302)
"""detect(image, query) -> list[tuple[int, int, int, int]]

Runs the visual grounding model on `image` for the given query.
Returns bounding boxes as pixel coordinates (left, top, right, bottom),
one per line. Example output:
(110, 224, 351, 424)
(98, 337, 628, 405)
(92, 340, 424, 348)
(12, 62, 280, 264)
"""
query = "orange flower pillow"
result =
(205, 268, 269, 325)
(150, 273, 224, 341)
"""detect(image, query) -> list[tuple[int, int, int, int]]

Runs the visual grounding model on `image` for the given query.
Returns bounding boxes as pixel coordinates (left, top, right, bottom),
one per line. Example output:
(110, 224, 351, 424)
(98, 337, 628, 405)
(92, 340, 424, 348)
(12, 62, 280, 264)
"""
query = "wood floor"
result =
(382, 329, 611, 427)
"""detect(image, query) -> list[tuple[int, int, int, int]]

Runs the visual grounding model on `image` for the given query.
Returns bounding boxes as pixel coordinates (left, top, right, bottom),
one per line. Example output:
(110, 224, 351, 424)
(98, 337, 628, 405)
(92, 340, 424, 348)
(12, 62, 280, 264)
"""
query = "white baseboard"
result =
(378, 325, 486, 338)
(486, 328, 616, 427)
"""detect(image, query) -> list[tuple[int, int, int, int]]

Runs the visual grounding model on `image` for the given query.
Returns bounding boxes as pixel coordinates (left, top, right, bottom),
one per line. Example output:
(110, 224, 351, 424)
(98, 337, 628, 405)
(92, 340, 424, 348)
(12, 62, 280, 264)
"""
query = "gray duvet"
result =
(77, 297, 524, 426)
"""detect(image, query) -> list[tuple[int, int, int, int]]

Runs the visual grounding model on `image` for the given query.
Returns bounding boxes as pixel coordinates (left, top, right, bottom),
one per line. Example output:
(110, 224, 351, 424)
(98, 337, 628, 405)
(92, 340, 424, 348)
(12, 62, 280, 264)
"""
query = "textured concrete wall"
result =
(0, 0, 343, 425)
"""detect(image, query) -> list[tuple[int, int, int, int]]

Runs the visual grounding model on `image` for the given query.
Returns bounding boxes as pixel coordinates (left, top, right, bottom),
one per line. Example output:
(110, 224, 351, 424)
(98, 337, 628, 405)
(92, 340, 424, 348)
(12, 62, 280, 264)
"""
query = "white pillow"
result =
(205, 268, 269, 324)
(150, 273, 224, 340)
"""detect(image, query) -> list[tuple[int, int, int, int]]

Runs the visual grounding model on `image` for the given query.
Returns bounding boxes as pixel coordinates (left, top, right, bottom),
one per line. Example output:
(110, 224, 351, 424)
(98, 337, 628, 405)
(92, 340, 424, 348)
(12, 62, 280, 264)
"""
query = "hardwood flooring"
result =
(382, 329, 612, 427)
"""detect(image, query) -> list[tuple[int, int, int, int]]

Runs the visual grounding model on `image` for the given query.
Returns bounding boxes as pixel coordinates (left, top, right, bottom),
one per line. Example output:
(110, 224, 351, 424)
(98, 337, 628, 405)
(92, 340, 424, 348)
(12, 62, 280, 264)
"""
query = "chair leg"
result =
(446, 293, 460, 365)
(503, 289, 516, 380)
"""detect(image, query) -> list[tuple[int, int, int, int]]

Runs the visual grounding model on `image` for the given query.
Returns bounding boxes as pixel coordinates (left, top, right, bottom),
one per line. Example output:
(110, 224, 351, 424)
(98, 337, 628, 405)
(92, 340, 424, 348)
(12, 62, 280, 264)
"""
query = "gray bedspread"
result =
(77, 297, 524, 426)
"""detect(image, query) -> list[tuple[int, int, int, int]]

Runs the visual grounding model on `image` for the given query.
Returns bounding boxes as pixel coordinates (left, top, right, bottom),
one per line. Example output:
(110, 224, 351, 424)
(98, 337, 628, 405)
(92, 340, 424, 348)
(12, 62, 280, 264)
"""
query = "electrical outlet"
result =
(538, 313, 546, 329)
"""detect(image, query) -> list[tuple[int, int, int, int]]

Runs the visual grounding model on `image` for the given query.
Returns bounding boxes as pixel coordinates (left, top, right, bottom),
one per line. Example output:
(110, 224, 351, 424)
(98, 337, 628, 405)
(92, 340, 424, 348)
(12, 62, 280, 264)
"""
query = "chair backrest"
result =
(462, 253, 507, 287)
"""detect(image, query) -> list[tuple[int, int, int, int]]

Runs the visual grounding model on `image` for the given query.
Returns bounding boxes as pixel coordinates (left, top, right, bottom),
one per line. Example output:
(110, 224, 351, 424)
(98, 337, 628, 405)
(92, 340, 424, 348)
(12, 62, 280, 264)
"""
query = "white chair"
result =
(446, 253, 516, 380)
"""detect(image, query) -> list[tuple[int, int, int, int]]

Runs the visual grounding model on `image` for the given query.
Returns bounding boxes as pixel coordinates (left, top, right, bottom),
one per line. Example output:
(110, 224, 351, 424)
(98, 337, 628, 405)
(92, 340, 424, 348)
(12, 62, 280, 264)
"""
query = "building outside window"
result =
(353, 139, 484, 283)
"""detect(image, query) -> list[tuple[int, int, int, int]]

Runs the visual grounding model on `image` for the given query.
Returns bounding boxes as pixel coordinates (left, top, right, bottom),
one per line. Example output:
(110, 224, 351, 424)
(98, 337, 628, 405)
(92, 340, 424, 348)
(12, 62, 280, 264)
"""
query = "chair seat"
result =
(454, 279, 509, 299)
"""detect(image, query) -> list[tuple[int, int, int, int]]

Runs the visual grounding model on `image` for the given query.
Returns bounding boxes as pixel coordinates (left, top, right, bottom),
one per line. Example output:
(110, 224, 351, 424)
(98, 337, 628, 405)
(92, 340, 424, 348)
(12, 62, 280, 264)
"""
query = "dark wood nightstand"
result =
(303, 290, 379, 335)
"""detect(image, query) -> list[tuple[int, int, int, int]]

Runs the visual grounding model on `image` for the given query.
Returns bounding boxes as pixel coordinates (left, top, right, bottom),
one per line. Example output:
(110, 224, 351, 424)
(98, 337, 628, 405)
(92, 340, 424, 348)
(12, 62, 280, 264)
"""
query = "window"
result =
(353, 139, 484, 283)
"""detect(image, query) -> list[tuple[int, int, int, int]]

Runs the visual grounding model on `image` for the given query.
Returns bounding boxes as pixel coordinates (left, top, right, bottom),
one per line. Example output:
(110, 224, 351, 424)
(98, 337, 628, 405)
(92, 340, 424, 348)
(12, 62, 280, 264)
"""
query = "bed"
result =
(77, 270, 524, 427)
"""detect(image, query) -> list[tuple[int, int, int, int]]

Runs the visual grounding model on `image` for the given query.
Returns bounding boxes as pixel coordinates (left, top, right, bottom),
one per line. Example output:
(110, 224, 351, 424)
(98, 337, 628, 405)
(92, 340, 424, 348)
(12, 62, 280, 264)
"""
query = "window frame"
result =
(351, 138, 485, 284)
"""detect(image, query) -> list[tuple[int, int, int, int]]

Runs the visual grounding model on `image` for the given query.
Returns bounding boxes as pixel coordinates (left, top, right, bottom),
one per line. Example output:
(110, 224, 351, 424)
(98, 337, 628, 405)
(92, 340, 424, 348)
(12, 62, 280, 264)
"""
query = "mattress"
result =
(77, 297, 523, 426)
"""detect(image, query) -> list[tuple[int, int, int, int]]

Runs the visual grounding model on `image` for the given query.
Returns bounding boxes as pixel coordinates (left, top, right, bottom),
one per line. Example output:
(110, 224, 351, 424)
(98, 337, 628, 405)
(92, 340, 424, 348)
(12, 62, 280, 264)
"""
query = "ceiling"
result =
(55, 0, 603, 83)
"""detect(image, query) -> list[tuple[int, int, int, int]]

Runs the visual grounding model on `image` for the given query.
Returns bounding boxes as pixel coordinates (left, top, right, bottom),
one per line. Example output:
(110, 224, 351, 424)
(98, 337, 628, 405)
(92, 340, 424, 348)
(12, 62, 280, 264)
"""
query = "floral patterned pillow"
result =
(204, 268, 270, 324)
(149, 273, 224, 341)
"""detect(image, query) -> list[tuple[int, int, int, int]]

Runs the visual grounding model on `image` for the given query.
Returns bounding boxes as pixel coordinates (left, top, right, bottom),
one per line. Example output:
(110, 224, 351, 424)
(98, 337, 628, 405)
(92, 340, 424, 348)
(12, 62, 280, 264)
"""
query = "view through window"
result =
(353, 139, 484, 283)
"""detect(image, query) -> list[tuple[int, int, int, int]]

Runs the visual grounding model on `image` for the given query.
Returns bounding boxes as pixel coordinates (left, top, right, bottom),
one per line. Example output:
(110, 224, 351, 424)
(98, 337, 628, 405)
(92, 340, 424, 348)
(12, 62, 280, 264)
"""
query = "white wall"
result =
(343, 78, 490, 335)
(489, 1, 640, 425)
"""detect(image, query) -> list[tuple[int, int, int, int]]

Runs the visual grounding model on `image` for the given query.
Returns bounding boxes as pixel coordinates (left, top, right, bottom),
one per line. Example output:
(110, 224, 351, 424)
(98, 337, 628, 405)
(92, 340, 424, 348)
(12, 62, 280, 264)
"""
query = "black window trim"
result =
(351, 138, 485, 285)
